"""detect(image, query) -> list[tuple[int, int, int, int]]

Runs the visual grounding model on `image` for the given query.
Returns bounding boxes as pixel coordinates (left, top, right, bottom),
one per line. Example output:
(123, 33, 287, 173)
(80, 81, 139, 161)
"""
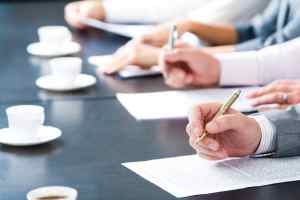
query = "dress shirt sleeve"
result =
(102, 0, 209, 24)
(214, 38, 300, 86)
(187, 0, 270, 24)
(249, 115, 276, 155)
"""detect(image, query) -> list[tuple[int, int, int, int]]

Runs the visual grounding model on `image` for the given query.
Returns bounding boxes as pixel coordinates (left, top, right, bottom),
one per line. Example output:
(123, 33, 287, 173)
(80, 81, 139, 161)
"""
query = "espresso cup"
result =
(50, 57, 82, 87)
(38, 26, 72, 46)
(6, 105, 45, 139)
(27, 186, 78, 200)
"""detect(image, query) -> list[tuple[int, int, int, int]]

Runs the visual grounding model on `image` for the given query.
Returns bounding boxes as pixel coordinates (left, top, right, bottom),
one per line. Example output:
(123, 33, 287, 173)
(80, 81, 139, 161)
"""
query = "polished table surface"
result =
(0, 1, 170, 103)
(1, 1, 300, 200)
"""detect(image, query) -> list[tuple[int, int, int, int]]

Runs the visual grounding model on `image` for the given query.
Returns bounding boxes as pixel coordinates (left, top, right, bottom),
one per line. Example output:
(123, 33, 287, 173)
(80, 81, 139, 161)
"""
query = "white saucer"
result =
(27, 186, 77, 200)
(36, 74, 97, 92)
(0, 126, 62, 146)
(27, 41, 81, 57)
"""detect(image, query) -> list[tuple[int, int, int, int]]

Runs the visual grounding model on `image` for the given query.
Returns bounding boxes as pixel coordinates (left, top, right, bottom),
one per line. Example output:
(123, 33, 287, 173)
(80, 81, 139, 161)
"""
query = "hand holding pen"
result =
(186, 90, 263, 160)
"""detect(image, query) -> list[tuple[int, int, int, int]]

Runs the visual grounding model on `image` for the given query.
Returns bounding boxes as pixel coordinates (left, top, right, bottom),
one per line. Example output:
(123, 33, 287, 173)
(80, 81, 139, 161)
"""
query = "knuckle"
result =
(186, 124, 191, 135)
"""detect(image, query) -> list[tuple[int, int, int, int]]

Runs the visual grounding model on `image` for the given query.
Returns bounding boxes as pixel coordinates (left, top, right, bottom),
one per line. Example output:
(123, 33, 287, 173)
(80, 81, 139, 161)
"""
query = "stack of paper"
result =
(81, 18, 153, 38)
(123, 155, 300, 198)
(88, 55, 161, 79)
(117, 87, 259, 120)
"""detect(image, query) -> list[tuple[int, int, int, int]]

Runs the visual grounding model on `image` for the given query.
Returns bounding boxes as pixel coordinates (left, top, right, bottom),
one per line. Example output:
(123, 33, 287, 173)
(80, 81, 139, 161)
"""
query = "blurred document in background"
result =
(117, 87, 259, 120)
(81, 18, 153, 38)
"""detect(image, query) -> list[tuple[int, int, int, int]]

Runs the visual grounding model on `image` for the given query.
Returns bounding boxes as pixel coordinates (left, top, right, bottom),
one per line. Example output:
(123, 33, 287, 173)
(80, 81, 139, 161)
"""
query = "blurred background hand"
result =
(248, 80, 300, 106)
(65, 0, 106, 29)
(159, 43, 220, 88)
(100, 40, 160, 74)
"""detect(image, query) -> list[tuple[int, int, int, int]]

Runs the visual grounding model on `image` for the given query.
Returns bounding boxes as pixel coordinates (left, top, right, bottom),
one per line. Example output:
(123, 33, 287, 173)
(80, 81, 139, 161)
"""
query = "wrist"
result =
(176, 20, 195, 35)
(210, 55, 221, 86)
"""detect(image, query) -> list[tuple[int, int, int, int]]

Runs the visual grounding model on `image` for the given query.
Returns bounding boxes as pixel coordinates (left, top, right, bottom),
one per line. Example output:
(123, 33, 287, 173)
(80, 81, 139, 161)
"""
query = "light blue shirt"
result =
(235, 0, 300, 51)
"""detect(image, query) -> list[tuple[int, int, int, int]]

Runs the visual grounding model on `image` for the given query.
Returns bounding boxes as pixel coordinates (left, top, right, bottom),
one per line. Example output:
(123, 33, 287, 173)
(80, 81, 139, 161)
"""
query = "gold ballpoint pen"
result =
(196, 89, 242, 144)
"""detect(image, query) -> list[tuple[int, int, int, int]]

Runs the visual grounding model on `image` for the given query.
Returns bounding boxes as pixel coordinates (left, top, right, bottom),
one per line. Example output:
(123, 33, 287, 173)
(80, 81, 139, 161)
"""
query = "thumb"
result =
(164, 49, 194, 64)
(205, 114, 246, 134)
(174, 41, 193, 49)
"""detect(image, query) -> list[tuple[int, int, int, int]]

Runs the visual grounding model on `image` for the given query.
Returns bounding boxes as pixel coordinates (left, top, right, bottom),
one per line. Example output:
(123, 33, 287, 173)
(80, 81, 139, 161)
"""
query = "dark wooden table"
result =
(0, 1, 300, 200)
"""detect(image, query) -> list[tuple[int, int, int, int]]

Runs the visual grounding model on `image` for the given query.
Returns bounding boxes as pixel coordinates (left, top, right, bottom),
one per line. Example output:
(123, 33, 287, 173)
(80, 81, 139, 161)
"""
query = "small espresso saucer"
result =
(27, 42, 81, 57)
(27, 186, 77, 200)
(0, 126, 62, 146)
(36, 74, 97, 92)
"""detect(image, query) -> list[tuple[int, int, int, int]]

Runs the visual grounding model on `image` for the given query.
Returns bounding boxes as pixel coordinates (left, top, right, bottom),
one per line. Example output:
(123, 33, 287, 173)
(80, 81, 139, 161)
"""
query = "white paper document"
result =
(88, 55, 161, 79)
(117, 87, 258, 120)
(81, 18, 153, 38)
(123, 155, 300, 198)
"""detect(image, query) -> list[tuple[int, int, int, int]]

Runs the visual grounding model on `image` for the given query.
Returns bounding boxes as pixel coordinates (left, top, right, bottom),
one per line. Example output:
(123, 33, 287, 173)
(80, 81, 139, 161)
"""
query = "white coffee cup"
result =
(50, 57, 82, 87)
(6, 105, 45, 140)
(27, 186, 78, 200)
(38, 26, 72, 46)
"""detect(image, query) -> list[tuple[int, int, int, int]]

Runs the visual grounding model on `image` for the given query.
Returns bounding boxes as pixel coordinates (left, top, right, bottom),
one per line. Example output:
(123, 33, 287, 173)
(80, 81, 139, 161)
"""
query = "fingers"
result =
(205, 114, 246, 134)
(249, 92, 288, 106)
(286, 91, 300, 104)
(189, 131, 227, 160)
(160, 50, 188, 88)
(247, 80, 292, 98)
(187, 104, 240, 160)
(164, 67, 189, 88)
(163, 48, 194, 64)
(174, 41, 194, 49)
(101, 54, 129, 74)
(64, 2, 86, 29)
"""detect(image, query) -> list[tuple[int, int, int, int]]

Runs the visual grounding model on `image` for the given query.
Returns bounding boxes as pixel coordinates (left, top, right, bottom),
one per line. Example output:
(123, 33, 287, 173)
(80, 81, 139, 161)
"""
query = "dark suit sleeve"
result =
(263, 105, 300, 158)
(234, 0, 279, 49)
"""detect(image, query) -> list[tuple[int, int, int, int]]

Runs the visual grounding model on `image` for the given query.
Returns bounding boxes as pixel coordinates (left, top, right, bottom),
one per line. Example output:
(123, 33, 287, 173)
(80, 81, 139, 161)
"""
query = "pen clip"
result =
(168, 25, 177, 50)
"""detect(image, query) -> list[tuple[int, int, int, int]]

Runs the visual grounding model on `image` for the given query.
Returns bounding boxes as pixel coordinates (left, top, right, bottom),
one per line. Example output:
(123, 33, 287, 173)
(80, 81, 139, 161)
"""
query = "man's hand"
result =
(100, 40, 160, 74)
(248, 80, 300, 106)
(64, 0, 106, 29)
(186, 103, 262, 160)
(159, 44, 221, 88)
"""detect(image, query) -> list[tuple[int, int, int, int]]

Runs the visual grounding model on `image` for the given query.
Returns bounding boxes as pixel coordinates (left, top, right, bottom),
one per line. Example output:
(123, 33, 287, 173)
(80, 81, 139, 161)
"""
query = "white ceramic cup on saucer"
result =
(27, 186, 78, 200)
(6, 105, 45, 140)
(50, 57, 82, 88)
(38, 26, 72, 44)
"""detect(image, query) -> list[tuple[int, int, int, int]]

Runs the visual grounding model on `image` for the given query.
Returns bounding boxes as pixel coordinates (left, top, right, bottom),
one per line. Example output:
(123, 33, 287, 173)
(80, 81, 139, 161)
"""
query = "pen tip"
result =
(235, 89, 242, 95)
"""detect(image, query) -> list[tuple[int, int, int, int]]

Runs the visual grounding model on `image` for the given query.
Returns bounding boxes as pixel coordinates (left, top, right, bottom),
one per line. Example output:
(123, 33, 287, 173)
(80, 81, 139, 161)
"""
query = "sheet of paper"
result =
(116, 87, 259, 120)
(81, 18, 153, 38)
(123, 155, 300, 198)
(88, 55, 161, 79)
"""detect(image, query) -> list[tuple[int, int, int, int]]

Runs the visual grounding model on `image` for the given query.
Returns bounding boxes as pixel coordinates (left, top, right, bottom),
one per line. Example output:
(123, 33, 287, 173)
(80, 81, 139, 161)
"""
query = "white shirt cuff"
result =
(249, 115, 276, 155)
(214, 51, 261, 86)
